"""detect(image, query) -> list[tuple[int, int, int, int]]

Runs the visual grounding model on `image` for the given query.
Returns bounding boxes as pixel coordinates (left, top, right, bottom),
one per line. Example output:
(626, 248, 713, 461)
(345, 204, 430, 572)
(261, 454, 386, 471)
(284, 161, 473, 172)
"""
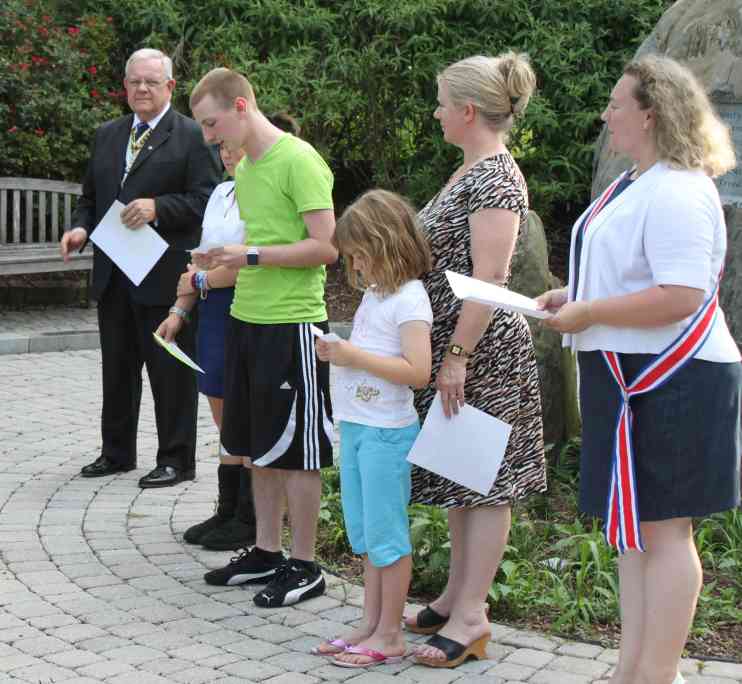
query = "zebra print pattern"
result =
(411, 154, 547, 508)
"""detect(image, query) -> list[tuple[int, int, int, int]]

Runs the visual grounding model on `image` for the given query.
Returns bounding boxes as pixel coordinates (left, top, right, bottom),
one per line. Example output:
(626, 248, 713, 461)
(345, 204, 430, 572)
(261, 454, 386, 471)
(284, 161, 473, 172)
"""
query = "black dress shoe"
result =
(139, 465, 195, 489)
(80, 456, 135, 478)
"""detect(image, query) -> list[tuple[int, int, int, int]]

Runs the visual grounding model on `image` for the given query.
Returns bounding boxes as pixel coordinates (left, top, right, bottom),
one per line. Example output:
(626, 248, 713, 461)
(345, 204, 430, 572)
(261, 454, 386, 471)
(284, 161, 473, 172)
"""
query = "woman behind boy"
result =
(313, 190, 433, 667)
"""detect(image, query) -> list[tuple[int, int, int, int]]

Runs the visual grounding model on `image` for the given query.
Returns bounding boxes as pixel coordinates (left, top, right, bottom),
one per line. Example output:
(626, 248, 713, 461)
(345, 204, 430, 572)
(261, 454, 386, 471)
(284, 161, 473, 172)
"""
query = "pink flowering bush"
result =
(0, 0, 125, 179)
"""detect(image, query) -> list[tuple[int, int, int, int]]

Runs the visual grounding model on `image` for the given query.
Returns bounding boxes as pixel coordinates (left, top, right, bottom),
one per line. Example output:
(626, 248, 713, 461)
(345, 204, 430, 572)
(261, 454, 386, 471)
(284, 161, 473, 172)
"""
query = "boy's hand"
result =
(206, 244, 248, 269)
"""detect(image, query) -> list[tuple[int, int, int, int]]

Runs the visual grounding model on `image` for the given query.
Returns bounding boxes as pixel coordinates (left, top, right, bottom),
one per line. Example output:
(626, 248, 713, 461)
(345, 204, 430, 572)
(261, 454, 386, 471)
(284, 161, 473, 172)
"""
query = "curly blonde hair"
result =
(335, 189, 432, 297)
(624, 54, 735, 177)
(439, 52, 536, 133)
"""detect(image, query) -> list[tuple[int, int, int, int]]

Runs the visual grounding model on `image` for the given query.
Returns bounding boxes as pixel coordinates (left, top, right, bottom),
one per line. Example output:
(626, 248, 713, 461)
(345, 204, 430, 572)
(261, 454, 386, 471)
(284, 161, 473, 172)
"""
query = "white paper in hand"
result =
(407, 392, 512, 495)
(90, 200, 168, 286)
(310, 324, 341, 343)
(189, 240, 231, 255)
(446, 270, 551, 319)
(152, 332, 204, 373)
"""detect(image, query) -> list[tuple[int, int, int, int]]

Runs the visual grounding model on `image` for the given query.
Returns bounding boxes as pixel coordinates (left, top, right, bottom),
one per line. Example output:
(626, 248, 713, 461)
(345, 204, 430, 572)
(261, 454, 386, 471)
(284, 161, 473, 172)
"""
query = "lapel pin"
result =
(148, 146, 153, 150)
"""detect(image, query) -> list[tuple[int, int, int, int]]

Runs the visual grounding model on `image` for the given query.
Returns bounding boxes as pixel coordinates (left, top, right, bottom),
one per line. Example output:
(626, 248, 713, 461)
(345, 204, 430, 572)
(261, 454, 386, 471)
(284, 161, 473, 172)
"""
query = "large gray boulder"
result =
(592, 0, 742, 343)
(511, 211, 579, 446)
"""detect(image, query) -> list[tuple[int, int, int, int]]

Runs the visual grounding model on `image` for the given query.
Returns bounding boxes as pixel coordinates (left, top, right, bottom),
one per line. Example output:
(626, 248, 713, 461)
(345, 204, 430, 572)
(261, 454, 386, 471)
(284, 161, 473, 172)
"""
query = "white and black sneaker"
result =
(203, 546, 285, 586)
(253, 558, 326, 607)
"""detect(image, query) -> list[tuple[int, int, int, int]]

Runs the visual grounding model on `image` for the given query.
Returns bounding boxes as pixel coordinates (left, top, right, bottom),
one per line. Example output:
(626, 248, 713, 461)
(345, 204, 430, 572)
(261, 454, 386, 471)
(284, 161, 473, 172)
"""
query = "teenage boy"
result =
(189, 68, 337, 607)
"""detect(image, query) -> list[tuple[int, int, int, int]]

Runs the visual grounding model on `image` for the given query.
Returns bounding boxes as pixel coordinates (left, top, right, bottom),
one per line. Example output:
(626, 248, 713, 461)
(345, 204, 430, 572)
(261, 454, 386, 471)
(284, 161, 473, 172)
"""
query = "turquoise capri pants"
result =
(339, 420, 419, 568)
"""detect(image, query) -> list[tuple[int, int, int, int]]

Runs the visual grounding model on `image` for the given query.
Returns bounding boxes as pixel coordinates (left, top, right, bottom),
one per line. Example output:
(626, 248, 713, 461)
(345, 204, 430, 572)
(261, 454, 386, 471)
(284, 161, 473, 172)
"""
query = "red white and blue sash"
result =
(579, 173, 720, 553)
(601, 284, 719, 553)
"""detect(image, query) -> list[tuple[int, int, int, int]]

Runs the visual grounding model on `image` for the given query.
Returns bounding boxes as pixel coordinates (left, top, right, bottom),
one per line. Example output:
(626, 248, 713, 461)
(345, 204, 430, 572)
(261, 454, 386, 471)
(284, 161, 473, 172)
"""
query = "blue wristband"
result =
(195, 271, 208, 299)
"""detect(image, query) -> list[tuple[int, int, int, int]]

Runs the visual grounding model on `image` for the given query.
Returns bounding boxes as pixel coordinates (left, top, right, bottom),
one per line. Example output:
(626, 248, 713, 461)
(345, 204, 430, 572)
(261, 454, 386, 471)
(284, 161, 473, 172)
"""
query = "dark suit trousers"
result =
(98, 268, 198, 471)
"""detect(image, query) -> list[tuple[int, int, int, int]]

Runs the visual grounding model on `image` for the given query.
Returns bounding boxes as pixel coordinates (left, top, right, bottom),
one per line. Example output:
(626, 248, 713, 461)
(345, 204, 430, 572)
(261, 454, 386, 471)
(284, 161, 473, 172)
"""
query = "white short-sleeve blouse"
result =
(199, 180, 246, 248)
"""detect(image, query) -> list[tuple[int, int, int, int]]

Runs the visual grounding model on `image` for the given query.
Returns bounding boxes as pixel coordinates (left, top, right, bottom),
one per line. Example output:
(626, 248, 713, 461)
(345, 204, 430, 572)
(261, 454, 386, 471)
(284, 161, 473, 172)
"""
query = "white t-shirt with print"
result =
(334, 279, 433, 428)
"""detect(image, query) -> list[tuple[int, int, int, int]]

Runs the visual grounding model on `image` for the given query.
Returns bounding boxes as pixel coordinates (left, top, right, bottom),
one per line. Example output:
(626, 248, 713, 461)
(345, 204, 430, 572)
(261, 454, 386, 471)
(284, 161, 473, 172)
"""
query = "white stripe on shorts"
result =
(252, 395, 298, 467)
(299, 323, 320, 470)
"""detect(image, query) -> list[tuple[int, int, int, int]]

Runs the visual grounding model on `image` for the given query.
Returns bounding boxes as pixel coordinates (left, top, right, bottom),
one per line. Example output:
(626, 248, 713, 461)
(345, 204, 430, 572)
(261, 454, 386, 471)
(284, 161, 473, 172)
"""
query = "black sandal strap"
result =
(424, 633, 467, 661)
(415, 605, 448, 629)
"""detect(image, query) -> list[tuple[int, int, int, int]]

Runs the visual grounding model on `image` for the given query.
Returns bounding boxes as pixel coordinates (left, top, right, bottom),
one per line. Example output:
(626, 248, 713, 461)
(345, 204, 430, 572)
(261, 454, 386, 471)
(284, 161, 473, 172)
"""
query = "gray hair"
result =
(125, 48, 173, 80)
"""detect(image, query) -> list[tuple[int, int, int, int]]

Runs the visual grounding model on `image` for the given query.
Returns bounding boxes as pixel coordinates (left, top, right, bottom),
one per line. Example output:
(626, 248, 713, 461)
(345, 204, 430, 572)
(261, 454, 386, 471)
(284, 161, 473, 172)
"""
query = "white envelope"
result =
(446, 270, 551, 319)
(407, 392, 512, 496)
(90, 200, 168, 286)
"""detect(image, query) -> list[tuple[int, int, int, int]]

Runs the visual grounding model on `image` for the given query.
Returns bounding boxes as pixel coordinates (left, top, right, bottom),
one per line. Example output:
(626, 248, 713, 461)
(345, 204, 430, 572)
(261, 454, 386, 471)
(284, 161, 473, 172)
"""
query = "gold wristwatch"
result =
(447, 343, 470, 359)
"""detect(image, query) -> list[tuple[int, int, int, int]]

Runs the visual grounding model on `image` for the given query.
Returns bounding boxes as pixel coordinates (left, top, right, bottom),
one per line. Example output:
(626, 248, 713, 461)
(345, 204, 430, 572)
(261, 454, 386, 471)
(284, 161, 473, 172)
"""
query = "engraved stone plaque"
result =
(715, 102, 742, 208)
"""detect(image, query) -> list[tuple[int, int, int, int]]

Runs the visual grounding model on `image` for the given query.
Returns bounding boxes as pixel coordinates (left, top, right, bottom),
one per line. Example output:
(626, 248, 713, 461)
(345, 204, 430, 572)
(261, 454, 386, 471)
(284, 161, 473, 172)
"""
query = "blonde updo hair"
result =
(438, 52, 536, 133)
(624, 54, 735, 177)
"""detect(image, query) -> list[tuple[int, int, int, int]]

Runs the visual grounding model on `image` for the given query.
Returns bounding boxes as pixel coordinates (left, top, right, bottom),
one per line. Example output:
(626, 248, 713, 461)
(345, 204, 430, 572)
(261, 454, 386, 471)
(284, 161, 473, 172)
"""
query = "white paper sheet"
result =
(189, 241, 226, 255)
(407, 392, 512, 495)
(446, 270, 551, 319)
(152, 332, 205, 373)
(90, 200, 168, 286)
(310, 324, 341, 343)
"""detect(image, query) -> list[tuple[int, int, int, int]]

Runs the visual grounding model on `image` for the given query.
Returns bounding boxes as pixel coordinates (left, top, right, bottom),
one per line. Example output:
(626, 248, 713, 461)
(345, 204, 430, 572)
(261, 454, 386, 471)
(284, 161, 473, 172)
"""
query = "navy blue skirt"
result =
(578, 351, 741, 521)
(197, 287, 234, 398)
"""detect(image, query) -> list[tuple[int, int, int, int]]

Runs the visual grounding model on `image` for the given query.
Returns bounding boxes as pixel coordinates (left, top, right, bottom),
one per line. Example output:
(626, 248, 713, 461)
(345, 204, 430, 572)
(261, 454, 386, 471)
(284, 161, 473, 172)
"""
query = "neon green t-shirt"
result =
(231, 134, 334, 323)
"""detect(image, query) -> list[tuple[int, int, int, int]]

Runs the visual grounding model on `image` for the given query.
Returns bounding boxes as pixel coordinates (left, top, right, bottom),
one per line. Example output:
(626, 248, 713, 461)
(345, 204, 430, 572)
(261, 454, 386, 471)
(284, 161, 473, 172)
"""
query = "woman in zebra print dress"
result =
(408, 53, 547, 669)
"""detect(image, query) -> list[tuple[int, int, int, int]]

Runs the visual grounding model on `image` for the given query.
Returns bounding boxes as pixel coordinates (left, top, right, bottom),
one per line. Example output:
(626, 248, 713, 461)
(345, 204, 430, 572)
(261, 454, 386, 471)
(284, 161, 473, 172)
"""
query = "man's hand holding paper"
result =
(89, 199, 168, 286)
(120, 198, 156, 229)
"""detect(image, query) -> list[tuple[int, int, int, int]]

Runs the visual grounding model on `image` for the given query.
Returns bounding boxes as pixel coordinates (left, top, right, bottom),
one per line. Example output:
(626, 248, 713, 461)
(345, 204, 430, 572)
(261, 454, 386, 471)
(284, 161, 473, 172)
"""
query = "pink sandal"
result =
(333, 645, 405, 668)
(310, 638, 350, 656)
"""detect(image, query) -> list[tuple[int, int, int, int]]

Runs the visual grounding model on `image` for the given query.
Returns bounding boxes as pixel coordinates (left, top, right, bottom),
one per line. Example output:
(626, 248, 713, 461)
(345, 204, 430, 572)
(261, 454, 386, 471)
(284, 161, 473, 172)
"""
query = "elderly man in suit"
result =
(61, 48, 221, 488)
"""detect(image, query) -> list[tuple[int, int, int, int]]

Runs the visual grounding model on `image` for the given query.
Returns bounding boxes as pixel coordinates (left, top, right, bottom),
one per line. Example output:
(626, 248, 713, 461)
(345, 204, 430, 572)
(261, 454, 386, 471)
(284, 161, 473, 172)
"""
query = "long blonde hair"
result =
(438, 52, 536, 133)
(624, 54, 735, 177)
(335, 190, 432, 297)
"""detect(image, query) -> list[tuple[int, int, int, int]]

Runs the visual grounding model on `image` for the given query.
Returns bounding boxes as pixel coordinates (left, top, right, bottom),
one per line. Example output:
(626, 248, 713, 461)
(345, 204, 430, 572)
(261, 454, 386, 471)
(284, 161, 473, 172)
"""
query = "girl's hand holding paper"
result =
(311, 325, 353, 366)
(155, 314, 183, 343)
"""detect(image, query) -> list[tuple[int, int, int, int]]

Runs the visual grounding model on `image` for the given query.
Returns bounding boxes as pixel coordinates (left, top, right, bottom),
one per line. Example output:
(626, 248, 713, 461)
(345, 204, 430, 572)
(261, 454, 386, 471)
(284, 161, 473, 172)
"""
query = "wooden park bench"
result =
(0, 177, 91, 279)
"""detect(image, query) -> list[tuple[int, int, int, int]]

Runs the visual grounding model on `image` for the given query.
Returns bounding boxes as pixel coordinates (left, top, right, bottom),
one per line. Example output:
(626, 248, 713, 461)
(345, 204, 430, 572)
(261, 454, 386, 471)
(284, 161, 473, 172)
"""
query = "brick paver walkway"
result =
(0, 327, 740, 682)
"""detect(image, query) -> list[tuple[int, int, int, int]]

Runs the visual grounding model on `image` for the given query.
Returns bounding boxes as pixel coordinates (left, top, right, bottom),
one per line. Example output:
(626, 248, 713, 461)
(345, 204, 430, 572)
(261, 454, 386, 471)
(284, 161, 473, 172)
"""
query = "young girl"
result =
(313, 189, 433, 667)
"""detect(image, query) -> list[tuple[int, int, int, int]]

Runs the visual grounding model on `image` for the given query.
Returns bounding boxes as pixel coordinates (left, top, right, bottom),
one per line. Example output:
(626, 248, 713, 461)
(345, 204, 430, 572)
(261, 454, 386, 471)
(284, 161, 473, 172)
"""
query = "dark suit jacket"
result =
(72, 107, 221, 305)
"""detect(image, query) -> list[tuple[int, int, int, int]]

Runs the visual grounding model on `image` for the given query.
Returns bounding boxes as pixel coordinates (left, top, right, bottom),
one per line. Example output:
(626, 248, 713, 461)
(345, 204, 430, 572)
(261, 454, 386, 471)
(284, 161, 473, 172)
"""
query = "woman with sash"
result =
(538, 55, 741, 684)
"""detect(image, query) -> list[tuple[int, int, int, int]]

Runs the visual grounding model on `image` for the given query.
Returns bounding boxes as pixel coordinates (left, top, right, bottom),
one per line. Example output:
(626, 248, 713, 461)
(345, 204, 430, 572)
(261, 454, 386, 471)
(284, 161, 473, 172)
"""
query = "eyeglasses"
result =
(126, 79, 169, 89)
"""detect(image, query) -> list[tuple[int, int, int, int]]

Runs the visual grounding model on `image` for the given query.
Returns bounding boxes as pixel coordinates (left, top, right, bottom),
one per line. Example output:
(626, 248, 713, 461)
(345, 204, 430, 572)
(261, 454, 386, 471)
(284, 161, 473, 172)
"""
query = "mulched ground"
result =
(324, 261, 361, 322)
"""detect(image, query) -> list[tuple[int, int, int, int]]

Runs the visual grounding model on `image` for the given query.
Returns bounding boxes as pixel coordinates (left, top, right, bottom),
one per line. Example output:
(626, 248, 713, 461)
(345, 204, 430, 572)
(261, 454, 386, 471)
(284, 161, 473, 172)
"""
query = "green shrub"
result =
(0, 0, 125, 180)
(177, 0, 673, 222)
(4, 0, 672, 230)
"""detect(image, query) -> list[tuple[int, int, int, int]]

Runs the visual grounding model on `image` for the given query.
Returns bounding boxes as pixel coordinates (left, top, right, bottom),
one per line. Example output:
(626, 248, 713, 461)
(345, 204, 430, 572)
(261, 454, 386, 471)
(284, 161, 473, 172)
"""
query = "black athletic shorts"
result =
(221, 318, 334, 470)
